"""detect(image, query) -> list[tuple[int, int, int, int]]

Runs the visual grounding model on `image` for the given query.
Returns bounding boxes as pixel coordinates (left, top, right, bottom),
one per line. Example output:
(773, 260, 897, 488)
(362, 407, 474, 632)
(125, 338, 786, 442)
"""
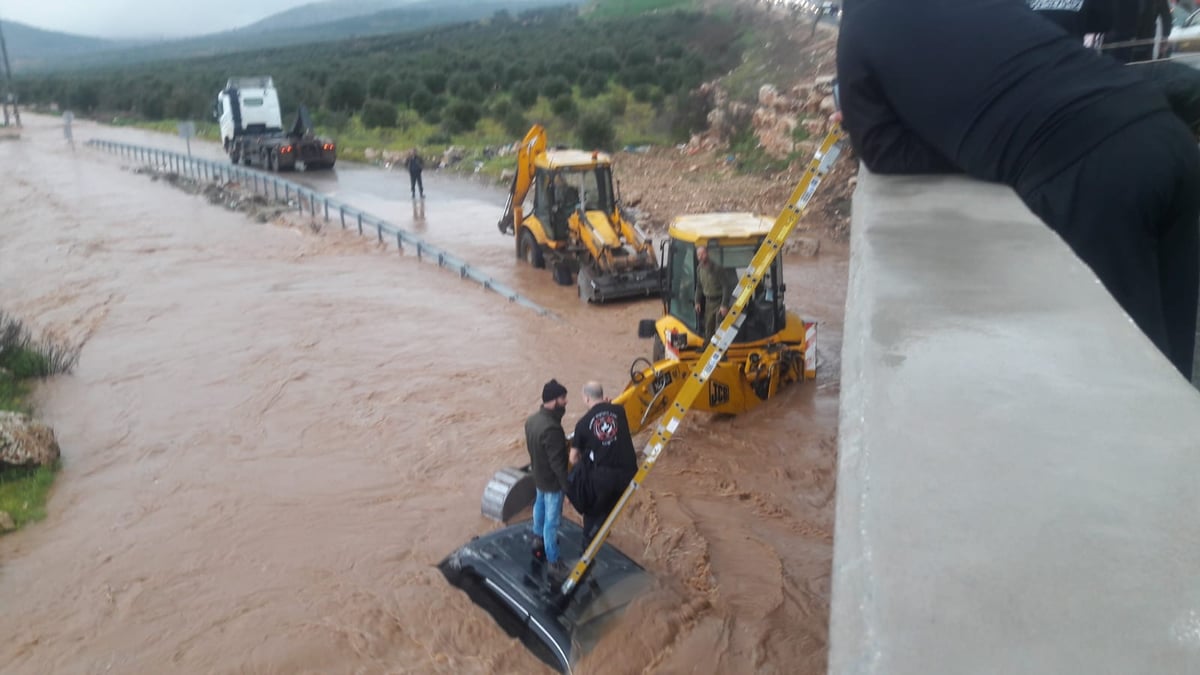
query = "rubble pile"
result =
(133, 165, 292, 223)
(617, 25, 854, 241)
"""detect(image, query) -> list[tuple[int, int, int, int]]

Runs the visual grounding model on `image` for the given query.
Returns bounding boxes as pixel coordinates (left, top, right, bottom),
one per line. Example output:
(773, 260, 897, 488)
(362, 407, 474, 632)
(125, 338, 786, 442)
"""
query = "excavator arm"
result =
(612, 359, 691, 437)
(497, 124, 546, 234)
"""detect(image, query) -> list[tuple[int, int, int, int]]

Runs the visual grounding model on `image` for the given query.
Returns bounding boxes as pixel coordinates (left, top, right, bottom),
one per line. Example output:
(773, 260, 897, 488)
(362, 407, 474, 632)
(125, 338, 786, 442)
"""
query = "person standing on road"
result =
(694, 245, 735, 340)
(525, 378, 571, 579)
(406, 148, 425, 199)
(837, 0, 1200, 379)
(567, 381, 639, 550)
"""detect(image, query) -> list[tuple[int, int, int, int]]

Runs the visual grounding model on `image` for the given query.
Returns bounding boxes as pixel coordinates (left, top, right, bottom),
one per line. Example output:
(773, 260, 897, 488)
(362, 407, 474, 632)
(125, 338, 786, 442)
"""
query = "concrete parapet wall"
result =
(829, 168, 1200, 674)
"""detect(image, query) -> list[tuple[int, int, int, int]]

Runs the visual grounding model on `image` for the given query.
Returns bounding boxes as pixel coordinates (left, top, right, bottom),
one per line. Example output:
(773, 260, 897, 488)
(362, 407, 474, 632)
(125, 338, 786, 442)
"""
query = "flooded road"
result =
(0, 114, 847, 673)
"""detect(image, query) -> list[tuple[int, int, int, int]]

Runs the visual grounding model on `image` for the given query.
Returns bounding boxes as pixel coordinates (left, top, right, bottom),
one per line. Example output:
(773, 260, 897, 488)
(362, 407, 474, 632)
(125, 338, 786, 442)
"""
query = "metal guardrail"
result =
(84, 138, 555, 318)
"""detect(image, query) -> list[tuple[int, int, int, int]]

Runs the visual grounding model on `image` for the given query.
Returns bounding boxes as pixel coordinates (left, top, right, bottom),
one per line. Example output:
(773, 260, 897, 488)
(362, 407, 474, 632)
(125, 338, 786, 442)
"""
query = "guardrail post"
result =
(323, 200, 329, 222)
(377, 223, 383, 243)
(339, 206, 346, 229)
(273, 179, 279, 201)
(396, 232, 403, 252)
(357, 213, 363, 235)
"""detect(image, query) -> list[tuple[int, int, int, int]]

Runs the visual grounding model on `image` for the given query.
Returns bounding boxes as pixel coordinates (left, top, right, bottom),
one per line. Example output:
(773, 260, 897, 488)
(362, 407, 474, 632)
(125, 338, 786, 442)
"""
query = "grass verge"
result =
(0, 310, 77, 534)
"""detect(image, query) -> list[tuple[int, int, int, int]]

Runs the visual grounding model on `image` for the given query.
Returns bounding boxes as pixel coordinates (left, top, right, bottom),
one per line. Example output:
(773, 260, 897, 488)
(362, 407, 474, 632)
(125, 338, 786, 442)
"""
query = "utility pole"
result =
(0, 14, 21, 127)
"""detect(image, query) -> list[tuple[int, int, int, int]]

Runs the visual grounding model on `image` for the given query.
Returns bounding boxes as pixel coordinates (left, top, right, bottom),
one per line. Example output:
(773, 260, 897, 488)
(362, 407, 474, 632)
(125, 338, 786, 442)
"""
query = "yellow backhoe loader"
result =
(444, 128, 846, 674)
(624, 212, 817, 423)
(497, 124, 661, 302)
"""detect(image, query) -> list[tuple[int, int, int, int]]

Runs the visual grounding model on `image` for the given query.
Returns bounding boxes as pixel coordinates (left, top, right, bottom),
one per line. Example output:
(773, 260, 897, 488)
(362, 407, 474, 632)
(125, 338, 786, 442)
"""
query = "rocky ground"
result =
(614, 12, 854, 242)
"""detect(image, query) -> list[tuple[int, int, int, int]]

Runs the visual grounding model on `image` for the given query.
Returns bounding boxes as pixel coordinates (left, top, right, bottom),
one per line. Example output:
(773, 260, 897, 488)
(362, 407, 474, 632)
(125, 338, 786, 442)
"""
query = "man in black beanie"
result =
(838, 0, 1199, 378)
(525, 378, 570, 580)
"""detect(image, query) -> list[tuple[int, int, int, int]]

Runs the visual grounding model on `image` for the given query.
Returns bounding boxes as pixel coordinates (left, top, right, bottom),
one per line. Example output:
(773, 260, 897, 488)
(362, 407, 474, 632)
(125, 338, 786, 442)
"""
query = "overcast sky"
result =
(0, 0, 325, 39)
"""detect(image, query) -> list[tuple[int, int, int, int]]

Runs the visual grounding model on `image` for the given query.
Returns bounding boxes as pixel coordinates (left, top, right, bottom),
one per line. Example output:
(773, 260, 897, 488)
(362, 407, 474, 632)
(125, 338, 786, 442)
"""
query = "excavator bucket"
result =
(480, 465, 536, 522)
(438, 520, 651, 673)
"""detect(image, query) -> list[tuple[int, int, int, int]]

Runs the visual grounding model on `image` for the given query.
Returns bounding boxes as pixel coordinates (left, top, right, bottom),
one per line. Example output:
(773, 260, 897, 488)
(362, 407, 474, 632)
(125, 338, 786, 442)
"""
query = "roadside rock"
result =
(0, 511, 14, 532)
(785, 235, 821, 257)
(0, 411, 61, 468)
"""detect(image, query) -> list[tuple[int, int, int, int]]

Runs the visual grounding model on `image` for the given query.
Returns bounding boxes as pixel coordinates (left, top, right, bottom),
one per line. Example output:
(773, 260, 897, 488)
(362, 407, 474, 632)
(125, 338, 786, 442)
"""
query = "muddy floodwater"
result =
(0, 114, 847, 674)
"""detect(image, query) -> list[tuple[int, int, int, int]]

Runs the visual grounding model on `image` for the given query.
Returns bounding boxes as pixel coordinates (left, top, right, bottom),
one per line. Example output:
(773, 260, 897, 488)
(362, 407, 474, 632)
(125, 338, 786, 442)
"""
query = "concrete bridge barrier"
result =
(830, 168, 1200, 674)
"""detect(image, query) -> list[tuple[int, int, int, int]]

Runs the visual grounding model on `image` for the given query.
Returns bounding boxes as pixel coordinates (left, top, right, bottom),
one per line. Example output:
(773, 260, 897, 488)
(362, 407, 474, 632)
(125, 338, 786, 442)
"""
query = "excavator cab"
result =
(648, 213, 801, 362)
(663, 234, 786, 344)
(535, 165, 614, 242)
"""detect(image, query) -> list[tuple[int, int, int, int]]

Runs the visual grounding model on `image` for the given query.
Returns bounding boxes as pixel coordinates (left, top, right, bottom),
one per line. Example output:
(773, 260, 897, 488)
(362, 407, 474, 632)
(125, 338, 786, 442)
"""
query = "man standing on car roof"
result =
(525, 378, 571, 581)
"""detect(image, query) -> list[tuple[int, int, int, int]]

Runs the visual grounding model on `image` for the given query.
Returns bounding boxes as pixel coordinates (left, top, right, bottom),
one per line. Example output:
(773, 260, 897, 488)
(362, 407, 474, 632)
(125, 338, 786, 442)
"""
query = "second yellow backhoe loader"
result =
(497, 124, 661, 302)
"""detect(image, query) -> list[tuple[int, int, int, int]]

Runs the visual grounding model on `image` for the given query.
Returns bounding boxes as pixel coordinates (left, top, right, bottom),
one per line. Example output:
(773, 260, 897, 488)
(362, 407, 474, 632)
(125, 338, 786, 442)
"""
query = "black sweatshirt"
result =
(837, 0, 1169, 189)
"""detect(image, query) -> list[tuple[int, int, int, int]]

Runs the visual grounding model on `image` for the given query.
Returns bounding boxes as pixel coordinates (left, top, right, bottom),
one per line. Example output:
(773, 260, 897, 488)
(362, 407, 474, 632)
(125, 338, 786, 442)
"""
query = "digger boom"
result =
(559, 127, 847, 596)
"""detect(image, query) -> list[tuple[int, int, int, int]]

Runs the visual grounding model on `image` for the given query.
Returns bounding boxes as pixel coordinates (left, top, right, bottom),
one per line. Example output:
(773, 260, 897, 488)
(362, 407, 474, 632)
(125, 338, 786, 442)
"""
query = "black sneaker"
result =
(547, 560, 569, 583)
(531, 536, 545, 561)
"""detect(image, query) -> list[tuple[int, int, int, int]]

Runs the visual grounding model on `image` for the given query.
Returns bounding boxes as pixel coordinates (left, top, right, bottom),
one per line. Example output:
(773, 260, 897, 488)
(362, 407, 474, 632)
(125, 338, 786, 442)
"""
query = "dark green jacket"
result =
(695, 259, 734, 306)
(525, 406, 569, 492)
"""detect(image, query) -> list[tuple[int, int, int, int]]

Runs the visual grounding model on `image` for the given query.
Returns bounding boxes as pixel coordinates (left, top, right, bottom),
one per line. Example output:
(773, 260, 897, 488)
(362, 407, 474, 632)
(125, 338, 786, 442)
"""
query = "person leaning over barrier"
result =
(525, 378, 571, 581)
(837, 0, 1200, 378)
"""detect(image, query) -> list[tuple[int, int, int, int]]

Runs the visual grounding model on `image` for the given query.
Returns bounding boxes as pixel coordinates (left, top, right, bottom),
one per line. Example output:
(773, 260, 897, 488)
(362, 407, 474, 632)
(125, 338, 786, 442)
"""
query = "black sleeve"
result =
(1082, 0, 1117, 34)
(1134, 60, 1200, 133)
(572, 416, 587, 449)
(837, 37, 961, 175)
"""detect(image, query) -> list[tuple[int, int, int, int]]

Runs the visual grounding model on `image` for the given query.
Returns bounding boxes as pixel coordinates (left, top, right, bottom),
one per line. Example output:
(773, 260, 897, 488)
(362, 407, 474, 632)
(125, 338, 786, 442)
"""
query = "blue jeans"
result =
(531, 489, 564, 563)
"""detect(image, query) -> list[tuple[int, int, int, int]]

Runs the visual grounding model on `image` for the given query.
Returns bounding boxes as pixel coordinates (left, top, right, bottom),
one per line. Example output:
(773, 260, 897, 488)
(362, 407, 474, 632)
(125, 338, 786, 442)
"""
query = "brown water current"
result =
(0, 114, 847, 674)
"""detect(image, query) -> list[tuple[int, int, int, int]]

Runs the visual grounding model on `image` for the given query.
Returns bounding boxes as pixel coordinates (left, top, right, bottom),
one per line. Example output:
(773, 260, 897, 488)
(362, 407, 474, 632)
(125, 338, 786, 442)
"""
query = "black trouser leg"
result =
(1020, 112, 1200, 378)
(582, 513, 602, 552)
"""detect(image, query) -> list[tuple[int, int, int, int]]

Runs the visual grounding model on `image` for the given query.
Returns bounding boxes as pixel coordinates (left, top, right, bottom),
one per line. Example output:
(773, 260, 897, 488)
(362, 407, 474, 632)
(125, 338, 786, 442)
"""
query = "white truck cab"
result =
(214, 76, 284, 149)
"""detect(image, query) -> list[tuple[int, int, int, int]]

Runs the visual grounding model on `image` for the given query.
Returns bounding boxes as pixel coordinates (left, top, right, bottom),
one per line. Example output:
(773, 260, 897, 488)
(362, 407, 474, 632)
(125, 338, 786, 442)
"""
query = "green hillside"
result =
(16, 5, 741, 157)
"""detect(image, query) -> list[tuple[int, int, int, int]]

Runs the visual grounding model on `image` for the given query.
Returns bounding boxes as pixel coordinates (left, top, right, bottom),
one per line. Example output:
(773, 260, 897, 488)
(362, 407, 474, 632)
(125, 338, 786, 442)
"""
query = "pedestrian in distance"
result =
(837, 0, 1199, 379)
(567, 381, 639, 550)
(525, 378, 571, 581)
(406, 148, 425, 199)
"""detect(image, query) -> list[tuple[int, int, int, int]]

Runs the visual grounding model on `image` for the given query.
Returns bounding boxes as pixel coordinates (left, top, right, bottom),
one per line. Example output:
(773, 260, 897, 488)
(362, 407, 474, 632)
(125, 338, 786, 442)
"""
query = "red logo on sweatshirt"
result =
(591, 412, 618, 444)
